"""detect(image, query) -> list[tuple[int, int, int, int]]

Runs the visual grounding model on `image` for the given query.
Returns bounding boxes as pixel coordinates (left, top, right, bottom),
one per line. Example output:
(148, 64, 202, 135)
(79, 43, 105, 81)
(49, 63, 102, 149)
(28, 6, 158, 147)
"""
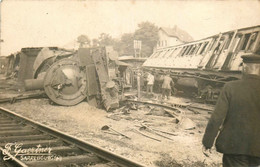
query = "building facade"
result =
(156, 26, 194, 49)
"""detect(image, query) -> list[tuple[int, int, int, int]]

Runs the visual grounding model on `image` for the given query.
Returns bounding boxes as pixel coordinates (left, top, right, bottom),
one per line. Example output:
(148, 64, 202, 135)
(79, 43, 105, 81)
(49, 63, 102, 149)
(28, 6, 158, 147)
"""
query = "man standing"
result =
(162, 73, 173, 100)
(202, 54, 260, 167)
(146, 72, 154, 95)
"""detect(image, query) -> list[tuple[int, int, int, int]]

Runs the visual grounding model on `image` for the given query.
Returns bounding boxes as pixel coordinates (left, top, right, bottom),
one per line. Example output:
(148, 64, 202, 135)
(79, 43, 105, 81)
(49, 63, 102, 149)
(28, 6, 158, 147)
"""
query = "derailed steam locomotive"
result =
(15, 47, 119, 111)
(143, 25, 260, 102)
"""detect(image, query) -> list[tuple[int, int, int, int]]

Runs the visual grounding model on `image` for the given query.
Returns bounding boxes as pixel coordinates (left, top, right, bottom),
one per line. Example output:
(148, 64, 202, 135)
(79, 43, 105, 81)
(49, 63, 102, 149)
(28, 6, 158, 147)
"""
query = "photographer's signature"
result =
(2, 142, 62, 161)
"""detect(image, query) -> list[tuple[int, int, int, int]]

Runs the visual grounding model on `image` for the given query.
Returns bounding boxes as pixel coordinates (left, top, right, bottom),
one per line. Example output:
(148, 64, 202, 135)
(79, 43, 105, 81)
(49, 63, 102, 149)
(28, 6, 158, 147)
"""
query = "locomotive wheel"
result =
(43, 59, 88, 106)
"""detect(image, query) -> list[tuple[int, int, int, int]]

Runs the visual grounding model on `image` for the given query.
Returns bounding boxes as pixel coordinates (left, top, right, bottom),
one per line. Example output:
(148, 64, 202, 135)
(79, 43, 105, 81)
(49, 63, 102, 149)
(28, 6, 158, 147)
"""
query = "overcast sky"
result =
(1, 0, 260, 56)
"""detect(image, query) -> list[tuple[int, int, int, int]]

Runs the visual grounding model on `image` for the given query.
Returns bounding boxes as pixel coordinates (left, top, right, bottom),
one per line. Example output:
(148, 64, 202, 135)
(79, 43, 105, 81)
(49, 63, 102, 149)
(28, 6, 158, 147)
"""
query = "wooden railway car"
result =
(143, 25, 260, 102)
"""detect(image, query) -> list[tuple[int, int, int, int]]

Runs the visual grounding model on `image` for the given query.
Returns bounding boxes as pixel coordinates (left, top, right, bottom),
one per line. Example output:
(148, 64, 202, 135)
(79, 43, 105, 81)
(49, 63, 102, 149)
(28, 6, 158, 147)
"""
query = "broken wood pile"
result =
(102, 98, 213, 142)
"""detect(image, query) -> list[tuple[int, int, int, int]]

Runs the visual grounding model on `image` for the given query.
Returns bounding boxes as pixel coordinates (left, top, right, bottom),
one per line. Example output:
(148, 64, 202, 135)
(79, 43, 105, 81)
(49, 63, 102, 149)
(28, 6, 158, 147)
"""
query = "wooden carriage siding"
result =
(143, 25, 260, 73)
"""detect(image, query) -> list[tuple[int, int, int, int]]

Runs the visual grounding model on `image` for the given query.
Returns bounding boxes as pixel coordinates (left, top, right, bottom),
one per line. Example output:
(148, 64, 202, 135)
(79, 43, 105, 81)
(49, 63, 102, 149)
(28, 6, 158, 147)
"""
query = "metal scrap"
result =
(139, 124, 175, 141)
(101, 125, 131, 139)
(141, 124, 178, 136)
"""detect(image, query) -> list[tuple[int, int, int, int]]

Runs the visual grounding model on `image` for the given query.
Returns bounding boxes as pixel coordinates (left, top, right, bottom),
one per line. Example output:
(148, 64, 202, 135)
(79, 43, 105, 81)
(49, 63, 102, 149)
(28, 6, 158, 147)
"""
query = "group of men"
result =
(145, 71, 173, 100)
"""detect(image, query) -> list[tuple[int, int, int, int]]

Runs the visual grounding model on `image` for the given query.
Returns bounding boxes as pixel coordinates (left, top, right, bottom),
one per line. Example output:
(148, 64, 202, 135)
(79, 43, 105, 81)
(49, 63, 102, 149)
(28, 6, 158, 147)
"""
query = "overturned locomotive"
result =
(143, 25, 260, 102)
(14, 47, 119, 110)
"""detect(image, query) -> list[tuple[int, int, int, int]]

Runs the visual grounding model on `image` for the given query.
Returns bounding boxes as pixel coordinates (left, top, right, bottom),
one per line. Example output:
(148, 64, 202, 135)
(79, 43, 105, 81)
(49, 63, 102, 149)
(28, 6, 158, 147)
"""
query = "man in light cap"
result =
(202, 54, 260, 167)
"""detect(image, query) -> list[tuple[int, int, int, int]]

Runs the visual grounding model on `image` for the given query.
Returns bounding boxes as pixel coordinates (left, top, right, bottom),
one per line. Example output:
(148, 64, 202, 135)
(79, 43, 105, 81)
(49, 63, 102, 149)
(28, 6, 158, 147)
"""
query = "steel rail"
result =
(126, 99, 213, 113)
(125, 99, 182, 113)
(0, 107, 145, 167)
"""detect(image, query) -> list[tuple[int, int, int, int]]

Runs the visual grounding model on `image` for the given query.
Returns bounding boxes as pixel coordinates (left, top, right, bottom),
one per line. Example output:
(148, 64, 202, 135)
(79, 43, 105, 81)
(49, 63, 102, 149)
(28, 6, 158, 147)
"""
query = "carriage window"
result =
(224, 34, 233, 50)
(186, 45, 192, 55)
(189, 45, 196, 55)
(158, 50, 167, 58)
(162, 49, 171, 58)
(184, 45, 192, 56)
(247, 32, 258, 51)
(199, 42, 209, 54)
(184, 46, 189, 52)
(232, 35, 242, 52)
(241, 33, 251, 50)
(150, 52, 156, 58)
(194, 43, 202, 54)
(164, 49, 175, 58)
(180, 46, 188, 56)
(152, 51, 161, 58)
(214, 37, 226, 53)
(208, 39, 217, 51)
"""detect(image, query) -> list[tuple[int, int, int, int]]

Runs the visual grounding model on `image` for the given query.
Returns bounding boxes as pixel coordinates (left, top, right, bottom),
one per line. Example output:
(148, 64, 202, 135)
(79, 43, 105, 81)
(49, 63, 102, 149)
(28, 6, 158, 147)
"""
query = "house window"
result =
(165, 40, 167, 46)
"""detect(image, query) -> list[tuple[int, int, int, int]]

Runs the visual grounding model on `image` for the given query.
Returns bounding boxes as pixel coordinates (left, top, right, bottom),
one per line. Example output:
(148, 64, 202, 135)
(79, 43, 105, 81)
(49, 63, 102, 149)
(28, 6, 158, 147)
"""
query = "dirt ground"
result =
(0, 77, 222, 167)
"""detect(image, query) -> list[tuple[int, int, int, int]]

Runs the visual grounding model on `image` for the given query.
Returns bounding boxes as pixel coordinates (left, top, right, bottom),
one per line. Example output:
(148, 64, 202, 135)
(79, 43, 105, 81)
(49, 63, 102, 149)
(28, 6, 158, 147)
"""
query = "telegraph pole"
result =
(134, 40, 142, 99)
(133, 40, 141, 58)
(137, 68, 141, 100)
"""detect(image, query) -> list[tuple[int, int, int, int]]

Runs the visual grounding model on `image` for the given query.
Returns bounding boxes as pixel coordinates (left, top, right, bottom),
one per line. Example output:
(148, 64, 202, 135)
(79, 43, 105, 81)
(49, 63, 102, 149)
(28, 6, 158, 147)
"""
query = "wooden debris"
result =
(134, 129, 161, 142)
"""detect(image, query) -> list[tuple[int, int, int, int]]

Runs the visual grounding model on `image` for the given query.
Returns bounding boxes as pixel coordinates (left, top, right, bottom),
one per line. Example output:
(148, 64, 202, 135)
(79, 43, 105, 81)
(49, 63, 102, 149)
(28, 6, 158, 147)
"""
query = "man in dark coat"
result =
(202, 54, 260, 167)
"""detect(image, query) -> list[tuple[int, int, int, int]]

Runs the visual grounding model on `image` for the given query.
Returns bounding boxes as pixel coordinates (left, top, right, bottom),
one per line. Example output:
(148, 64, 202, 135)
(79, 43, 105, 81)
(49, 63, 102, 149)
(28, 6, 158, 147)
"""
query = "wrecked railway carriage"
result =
(11, 47, 119, 110)
(143, 25, 260, 102)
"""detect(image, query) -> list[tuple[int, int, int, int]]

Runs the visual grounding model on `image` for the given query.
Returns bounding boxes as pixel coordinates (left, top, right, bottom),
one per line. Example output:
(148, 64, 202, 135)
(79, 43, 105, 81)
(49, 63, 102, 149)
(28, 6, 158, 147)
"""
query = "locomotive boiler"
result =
(16, 47, 119, 111)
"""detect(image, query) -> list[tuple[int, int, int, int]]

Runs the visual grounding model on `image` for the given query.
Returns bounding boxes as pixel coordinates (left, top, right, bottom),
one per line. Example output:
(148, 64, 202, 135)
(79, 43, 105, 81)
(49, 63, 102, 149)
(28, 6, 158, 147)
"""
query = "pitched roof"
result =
(160, 26, 194, 43)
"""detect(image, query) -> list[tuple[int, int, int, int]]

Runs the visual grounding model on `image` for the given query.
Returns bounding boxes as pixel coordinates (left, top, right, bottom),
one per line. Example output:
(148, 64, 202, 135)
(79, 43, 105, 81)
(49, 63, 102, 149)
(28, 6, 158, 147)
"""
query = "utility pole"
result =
(134, 40, 142, 99)
(137, 68, 141, 100)
(133, 40, 142, 58)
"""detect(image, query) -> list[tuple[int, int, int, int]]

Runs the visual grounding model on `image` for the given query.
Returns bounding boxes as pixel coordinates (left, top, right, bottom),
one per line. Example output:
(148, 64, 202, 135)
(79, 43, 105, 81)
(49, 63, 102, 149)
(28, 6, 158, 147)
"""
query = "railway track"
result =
(125, 99, 213, 113)
(0, 107, 145, 167)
